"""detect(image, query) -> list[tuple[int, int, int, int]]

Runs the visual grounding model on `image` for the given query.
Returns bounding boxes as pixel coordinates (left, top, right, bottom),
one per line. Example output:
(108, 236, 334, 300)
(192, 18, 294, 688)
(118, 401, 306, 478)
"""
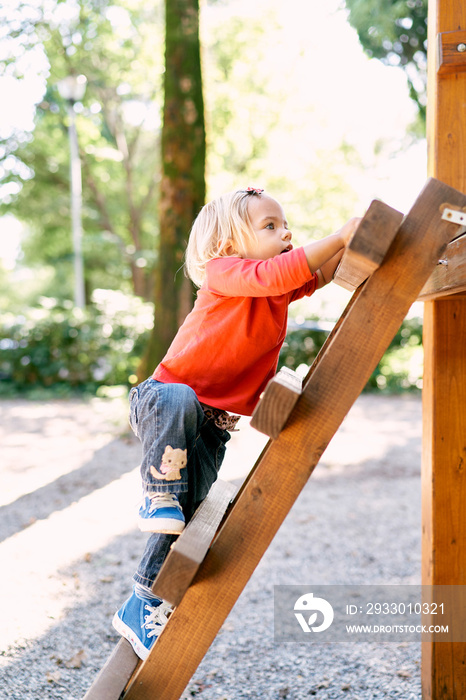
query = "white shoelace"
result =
(147, 493, 179, 513)
(142, 601, 173, 638)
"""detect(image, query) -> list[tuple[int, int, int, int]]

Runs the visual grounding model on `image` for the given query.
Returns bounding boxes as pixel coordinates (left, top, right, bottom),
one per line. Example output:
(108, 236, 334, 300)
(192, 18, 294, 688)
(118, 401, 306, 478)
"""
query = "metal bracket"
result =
(437, 208, 466, 265)
(442, 208, 466, 239)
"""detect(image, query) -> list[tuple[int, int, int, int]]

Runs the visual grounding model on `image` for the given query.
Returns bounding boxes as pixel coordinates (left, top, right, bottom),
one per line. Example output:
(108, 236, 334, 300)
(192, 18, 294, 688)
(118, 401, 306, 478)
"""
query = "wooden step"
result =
(250, 367, 302, 438)
(333, 199, 403, 291)
(152, 479, 237, 605)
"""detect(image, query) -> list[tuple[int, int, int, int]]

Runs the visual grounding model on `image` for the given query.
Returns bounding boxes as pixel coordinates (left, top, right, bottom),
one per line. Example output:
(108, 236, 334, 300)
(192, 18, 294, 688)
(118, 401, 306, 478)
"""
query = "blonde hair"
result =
(185, 190, 260, 287)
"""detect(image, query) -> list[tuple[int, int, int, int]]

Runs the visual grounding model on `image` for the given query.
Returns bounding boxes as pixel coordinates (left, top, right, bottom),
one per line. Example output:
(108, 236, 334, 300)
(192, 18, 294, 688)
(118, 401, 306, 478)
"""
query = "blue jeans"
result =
(128, 378, 231, 588)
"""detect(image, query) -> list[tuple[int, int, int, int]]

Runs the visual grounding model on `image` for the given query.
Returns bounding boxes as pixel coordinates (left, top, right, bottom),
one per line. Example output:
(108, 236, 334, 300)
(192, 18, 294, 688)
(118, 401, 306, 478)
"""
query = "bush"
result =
(365, 316, 423, 392)
(0, 290, 153, 394)
(279, 316, 423, 392)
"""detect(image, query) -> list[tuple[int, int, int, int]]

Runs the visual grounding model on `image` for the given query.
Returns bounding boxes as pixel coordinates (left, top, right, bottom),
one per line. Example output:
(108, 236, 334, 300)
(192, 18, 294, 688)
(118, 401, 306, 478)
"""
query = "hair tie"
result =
(244, 186, 264, 196)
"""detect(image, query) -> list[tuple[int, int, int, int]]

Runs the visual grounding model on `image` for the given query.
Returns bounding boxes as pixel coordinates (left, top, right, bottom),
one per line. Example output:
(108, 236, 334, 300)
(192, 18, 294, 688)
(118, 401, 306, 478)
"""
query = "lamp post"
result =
(57, 74, 87, 309)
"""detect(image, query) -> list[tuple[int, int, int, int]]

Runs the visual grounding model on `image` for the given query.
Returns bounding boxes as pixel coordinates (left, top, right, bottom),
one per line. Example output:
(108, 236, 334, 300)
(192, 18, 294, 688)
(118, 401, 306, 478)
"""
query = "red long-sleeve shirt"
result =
(153, 247, 318, 416)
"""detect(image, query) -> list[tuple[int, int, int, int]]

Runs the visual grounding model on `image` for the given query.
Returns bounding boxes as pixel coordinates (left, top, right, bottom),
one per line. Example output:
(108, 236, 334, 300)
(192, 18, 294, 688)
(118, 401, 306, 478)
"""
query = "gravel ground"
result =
(0, 393, 423, 700)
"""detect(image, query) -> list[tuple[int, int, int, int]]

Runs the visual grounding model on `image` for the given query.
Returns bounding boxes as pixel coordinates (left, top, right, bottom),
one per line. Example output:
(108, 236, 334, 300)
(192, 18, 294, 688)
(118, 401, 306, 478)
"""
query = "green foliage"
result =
(279, 316, 423, 393)
(0, 290, 152, 393)
(279, 324, 329, 372)
(1, 0, 165, 300)
(345, 0, 427, 125)
(0, 259, 56, 314)
(204, 12, 282, 181)
(366, 316, 423, 391)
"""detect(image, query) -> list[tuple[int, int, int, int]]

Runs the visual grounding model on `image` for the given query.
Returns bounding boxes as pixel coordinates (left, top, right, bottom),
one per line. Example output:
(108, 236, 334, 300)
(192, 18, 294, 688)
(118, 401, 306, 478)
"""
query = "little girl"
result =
(112, 187, 360, 659)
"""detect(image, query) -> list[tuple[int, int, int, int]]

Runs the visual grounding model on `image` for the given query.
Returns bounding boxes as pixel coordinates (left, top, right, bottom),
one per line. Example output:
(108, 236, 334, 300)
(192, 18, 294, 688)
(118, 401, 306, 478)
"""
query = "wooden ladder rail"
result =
(82, 177, 466, 700)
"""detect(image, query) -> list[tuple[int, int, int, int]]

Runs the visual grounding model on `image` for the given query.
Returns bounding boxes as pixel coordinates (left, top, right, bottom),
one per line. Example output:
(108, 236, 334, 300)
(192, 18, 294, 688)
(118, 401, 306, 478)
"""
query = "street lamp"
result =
(57, 74, 87, 308)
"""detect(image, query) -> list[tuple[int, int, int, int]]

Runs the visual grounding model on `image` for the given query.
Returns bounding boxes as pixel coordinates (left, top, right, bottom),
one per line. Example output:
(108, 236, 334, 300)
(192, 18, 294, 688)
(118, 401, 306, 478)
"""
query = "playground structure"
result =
(83, 1, 466, 697)
(84, 177, 466, 700)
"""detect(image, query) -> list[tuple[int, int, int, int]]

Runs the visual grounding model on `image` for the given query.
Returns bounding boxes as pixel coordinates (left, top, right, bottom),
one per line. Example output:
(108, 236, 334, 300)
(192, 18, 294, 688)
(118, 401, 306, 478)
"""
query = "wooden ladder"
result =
(83, 178, 466, 700)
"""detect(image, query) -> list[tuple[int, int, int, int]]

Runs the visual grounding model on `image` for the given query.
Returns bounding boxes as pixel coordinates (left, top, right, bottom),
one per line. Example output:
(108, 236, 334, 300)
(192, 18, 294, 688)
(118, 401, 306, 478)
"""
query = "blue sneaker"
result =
(112, 592, 172, 660)
(137, 493, 185, 534)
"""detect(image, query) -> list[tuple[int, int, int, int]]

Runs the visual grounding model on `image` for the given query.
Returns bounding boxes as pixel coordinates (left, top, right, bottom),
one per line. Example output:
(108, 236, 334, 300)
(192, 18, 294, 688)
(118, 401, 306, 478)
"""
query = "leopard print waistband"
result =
(201, 404, 241, 432)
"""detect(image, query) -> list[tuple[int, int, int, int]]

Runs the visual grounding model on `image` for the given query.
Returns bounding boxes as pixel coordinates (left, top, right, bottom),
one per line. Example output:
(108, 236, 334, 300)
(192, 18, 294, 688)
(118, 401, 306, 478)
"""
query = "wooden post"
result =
(422, 0, 466, 697)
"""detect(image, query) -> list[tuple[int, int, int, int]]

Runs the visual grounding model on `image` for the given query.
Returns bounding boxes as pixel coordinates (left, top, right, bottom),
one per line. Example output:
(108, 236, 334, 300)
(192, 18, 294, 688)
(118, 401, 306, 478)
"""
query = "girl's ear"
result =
(218, 238, 239, 257)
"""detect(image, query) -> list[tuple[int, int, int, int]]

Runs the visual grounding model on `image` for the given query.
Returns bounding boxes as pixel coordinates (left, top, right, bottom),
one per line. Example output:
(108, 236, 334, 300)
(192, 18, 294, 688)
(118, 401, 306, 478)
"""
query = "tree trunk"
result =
(138, 0, 205, 381)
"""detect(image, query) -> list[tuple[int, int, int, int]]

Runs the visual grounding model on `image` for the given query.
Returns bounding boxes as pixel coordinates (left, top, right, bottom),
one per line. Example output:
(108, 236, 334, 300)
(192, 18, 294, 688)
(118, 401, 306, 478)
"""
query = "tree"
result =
(345, 0, 427, 125)
(0, 0, 165, 301)
(137, 0, 205, 378)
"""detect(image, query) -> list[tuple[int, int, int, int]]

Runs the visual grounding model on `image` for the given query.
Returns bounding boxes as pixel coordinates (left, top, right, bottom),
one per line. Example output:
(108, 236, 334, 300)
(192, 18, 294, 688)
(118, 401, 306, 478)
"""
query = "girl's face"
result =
(239, 194, 293, 260)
